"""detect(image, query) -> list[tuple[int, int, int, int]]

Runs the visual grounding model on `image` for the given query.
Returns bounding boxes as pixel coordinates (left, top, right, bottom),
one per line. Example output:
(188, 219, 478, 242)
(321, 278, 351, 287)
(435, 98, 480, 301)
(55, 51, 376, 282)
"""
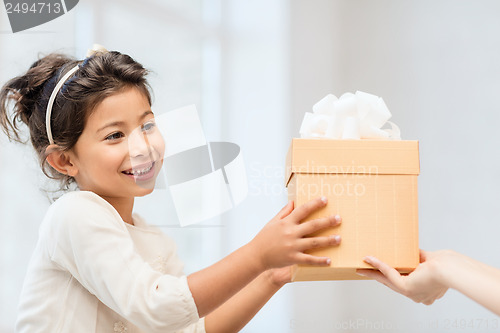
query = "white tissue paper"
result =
(299, 91, 401, 140)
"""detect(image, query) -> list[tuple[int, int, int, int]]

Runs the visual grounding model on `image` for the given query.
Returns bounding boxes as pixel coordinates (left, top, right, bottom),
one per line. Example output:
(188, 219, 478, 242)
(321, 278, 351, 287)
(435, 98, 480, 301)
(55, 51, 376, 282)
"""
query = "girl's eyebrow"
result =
(97, 110, 154, 133)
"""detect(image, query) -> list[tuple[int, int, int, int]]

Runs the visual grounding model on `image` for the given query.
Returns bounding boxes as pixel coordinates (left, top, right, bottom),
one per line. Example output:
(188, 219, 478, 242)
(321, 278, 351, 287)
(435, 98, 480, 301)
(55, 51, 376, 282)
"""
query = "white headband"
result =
(45, 44, 108, 145)
(45, 65, 80, 145)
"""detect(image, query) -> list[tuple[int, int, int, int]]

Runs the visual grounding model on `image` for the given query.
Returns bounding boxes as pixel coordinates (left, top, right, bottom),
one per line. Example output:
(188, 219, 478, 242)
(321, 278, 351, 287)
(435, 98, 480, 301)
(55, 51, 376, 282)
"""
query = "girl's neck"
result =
(100, 195, 135, 225)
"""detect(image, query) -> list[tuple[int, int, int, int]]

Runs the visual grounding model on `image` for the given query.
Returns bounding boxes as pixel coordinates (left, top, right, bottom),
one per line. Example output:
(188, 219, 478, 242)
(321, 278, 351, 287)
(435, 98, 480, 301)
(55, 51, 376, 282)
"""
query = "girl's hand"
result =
(357, 250, 450, 305)
(250, 197, 342, 271)
(267, 266, 293, 287)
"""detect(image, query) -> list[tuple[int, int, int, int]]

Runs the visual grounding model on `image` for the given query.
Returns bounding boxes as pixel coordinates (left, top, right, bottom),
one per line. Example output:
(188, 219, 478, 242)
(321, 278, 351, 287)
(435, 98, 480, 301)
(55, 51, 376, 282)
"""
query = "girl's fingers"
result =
(295, 253, 331, 266)
(288, 196, 328, 223)
(436, 289, 448, 300)
(297, 235, 341, 251)
(276, 201, 294, 219)
(298, 214, 341, 236)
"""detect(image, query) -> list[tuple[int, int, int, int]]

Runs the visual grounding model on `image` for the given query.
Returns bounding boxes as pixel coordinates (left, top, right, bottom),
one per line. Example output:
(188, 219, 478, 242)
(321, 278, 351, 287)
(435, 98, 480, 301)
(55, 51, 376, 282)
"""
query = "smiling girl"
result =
(0, 48, 342, 332)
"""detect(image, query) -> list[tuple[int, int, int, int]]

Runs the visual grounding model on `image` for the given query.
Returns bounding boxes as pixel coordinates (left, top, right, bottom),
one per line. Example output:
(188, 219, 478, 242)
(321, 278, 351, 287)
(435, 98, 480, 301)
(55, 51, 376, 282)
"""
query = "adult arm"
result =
(358, 249, 500, 315)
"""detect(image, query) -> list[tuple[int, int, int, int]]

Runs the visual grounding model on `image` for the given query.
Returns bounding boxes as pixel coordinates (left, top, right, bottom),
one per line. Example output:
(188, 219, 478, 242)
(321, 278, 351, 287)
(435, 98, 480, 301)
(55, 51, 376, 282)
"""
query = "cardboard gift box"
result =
(285, 138, 420, 281)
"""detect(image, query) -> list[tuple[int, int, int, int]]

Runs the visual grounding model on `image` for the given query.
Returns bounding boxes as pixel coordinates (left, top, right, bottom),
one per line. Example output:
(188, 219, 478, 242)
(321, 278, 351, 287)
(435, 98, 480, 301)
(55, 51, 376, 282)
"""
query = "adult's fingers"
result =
(363, 256, 406, 291)
(288, 196, 328, 224)
(357, 269, 392, 285)
(297, 214, 341, 237)
(356, 269, 403, 294)
(419, 249, 428, 263)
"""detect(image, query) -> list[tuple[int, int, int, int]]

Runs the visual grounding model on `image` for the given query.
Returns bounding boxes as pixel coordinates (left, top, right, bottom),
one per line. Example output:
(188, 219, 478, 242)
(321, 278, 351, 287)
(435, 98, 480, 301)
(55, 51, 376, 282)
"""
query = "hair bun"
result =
(0, 54, 75, 141)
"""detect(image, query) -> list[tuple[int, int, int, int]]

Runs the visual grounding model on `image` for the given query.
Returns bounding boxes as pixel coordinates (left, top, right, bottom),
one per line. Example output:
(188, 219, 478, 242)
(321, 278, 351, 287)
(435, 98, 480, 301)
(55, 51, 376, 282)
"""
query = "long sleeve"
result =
(44, 191, 201, 332)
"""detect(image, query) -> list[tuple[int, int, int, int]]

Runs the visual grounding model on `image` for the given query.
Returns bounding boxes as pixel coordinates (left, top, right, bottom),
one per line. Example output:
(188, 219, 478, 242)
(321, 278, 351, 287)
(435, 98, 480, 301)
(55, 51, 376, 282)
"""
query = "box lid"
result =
(285, 138, 420, 186)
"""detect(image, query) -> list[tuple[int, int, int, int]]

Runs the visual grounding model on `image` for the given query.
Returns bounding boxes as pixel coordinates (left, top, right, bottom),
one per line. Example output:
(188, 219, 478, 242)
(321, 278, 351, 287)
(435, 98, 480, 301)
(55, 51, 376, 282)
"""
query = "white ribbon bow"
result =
(86, 44, 108, 57)
(299, 91, 401, 140)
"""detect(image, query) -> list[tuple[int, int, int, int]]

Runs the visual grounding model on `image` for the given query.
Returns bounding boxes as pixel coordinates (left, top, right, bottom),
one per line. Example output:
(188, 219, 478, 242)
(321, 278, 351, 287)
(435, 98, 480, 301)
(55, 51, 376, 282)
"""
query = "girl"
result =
(0, 47, 342, 332)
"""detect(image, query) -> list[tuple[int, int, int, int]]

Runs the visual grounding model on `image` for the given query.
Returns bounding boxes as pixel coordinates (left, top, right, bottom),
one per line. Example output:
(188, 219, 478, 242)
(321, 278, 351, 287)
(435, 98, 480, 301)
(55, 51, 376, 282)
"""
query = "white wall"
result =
(1, 1, 500, 332)
(289, 1, 500, 332)
(0, 8, 78, 332)
(0, 0, 292, 331)
(217, 1, 291, 331)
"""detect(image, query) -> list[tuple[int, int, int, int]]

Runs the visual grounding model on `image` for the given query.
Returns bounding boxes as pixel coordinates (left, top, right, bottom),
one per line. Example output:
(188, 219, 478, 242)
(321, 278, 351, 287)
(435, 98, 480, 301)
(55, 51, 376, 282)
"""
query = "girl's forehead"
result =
(87, 88, 152, 127)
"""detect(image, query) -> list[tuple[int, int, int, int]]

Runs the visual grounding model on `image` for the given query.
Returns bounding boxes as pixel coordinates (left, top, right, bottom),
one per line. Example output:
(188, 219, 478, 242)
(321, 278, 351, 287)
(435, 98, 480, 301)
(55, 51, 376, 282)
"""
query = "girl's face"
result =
(69, 86, 164, 199)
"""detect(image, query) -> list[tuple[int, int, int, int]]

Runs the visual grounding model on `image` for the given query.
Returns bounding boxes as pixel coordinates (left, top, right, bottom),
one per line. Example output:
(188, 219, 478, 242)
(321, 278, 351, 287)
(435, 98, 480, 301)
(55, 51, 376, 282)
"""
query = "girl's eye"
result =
(105, 132, 124, 141)
(142, 121, 156, 133)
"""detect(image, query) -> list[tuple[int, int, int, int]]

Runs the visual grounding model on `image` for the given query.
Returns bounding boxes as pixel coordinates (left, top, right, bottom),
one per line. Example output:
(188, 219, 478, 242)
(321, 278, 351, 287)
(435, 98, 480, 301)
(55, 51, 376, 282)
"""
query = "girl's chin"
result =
(129, 177, 157, 194)
(134, 184, 156, 196)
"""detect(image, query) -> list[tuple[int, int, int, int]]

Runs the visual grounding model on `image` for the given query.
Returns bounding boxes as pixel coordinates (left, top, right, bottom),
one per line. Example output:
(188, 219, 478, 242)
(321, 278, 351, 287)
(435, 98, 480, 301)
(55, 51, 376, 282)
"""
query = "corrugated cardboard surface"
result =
(286, 139, 420, 281)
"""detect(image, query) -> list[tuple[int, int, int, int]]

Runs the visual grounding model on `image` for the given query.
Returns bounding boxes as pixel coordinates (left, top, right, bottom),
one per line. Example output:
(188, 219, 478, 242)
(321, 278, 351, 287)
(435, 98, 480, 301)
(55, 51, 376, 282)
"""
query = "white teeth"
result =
(123, 163, 153, 176)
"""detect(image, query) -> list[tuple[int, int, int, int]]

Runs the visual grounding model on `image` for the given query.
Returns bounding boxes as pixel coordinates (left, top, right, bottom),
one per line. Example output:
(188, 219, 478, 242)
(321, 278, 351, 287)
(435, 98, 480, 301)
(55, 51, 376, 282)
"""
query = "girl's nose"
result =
(128, 127, 151, 158)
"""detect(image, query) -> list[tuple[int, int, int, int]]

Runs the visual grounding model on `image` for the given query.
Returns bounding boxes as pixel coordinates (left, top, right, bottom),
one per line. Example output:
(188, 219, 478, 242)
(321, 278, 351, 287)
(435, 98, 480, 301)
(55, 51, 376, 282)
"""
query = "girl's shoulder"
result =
(43, 190, 124, 233)
(51, 190, 116, 215)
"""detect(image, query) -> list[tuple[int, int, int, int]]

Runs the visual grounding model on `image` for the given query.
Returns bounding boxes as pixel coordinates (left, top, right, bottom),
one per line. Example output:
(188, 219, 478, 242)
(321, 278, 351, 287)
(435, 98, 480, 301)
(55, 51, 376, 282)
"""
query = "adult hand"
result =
(357, 250, 450, 305)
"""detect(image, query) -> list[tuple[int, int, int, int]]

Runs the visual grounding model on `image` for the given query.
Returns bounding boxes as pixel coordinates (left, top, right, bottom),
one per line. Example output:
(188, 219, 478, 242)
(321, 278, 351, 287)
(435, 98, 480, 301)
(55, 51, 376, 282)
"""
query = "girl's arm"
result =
(204, 268, 288, 333)
(187, 197, 342, 318)
(358, 250, 500, 315)
(202, 200, 329, 333)
(45, 192, 338, 332)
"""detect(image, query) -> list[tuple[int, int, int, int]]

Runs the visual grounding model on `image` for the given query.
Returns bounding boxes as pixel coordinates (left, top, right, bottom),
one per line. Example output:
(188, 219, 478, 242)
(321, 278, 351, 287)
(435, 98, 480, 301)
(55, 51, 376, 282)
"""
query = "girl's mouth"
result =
(122, 161, 156, 181)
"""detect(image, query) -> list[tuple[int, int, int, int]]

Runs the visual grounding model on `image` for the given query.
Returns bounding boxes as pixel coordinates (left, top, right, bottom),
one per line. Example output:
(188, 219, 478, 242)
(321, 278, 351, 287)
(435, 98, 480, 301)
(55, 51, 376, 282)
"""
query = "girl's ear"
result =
(45, 145, 79, 177)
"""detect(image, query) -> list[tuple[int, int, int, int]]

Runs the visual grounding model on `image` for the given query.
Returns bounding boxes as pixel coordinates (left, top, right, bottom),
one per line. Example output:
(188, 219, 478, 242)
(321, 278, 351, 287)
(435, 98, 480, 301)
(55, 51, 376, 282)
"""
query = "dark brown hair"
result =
(0, 51, 152, 190)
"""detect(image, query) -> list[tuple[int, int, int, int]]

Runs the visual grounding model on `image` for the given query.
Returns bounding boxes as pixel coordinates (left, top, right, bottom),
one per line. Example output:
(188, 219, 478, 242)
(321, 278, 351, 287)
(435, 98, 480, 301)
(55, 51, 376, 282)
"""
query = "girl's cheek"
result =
(152, 132, 166, 159)
(102, 142, 129, 160)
